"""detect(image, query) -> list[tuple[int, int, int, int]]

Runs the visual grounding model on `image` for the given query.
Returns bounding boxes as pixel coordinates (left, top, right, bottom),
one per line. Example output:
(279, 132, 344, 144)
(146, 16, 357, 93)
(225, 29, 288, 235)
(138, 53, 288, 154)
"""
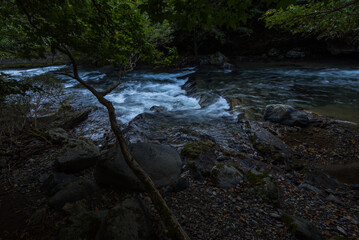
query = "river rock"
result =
(209, 52, 228, 66)
(264, 104, 309, 127)
(211, 164, 244, 188)
(47, 128, 69, 144)
(281, 214, 322, 240)
(49, 179, 98, 209)
(94, 143, 183, 191)
(268, 48, 281, 57)
(56, 138, 100, 173)
(286, 48, 306, 58)
(299, 183, 324, 195)
(41, 173, 78, 196)
(103, 197, 152, 240)
(62, 108, 92, 129)
(249, 122, 291, 162)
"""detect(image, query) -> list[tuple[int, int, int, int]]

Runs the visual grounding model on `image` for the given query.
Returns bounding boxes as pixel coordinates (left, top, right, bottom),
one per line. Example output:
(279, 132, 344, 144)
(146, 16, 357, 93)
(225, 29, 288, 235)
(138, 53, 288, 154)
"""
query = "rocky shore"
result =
(1, 95, 359, 240)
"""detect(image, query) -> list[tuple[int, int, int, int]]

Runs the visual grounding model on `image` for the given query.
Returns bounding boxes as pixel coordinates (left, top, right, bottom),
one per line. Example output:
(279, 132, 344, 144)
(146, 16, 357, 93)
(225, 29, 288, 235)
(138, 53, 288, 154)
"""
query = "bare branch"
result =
(101, 52, 139, 96)
(59, 72, 75, 79)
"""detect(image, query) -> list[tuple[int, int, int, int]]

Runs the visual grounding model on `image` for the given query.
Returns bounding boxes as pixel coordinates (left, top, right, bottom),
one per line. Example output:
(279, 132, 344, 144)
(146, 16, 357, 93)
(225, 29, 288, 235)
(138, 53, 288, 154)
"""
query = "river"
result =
(2, 63, 359, 124)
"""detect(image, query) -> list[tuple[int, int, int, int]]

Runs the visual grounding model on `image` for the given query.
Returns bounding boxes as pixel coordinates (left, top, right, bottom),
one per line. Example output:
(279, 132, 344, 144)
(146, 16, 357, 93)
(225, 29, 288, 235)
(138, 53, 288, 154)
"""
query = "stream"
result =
(2, 63, 359, 124)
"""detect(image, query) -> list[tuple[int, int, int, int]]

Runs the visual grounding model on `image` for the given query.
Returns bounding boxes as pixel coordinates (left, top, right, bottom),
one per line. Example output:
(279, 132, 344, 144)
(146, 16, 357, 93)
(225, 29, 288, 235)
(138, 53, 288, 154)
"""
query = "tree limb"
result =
(59, 46, 190, 240)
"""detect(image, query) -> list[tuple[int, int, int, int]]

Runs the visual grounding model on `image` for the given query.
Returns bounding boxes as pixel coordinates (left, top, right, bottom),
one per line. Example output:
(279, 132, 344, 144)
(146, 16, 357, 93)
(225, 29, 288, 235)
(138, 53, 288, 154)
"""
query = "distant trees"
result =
(142, 0, 255, 56)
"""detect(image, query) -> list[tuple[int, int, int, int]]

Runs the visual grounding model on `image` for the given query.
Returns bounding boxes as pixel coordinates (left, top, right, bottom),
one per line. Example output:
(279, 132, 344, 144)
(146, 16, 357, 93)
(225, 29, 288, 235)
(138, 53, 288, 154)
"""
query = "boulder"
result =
(41, 173, 78, 196)
(249, 122, 291, 162)
(62, 108, 92, 129)
(49, 179, 98, 209)
(94, 143, 183, 191)
(56, 138, 100, 173)
(286, 49, 306, 58)
(264, 104, 309, 127)
(209, 52, 228, 66)
(47, 128, 69, 144)
(211, 164, 244, 188)
(103, 197, 152, 240)
(281, 214, 322, 240)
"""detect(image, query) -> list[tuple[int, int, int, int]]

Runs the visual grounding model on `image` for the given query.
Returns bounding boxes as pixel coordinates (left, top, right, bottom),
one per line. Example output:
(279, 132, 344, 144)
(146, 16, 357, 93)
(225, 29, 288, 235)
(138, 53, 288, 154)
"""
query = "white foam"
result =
(1, 65, 67, 78)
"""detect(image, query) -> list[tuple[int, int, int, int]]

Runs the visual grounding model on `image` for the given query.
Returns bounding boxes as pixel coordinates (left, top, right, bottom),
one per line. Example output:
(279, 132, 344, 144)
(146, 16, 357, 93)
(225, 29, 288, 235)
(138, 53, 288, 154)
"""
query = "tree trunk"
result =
(58, 46, 190, 240)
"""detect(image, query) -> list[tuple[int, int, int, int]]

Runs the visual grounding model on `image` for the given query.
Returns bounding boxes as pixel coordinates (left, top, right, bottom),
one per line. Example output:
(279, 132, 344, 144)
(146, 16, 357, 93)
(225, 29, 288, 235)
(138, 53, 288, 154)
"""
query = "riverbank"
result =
(1, 100, 359, 239)
(1, 62, 359, 239)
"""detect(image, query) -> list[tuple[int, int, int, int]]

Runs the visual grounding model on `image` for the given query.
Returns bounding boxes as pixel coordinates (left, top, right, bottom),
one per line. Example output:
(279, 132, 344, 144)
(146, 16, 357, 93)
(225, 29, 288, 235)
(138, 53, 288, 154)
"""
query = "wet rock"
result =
(149, 105, 167, 113)
(286, 49, 306, 58)
(41, 173, 78, 196)
(47, 128, 69, 144)
(281, 214, 322, 240)
(222, 62, 235, 70)
(304, 170, 341, 191)
(49, 180, 98, 209)
(62, 108, 92, 129)
(211, 164, 244, 188)
(198, 93, 220, 108)
(268, 48, 280, 57)
(264, 104, 309, 127)
(103, 197, 152, 240)
(57, 206, 102, 240)
(209, 52, 228, 66)
(299, 183, 324, 195)
(94, 143, 182, 191)
(249, 122, 291, 162)
(56, 138, 100, 173)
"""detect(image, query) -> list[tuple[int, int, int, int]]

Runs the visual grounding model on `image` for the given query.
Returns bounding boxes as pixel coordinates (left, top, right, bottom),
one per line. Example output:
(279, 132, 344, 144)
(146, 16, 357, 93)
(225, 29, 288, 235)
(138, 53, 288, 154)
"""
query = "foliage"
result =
(141, 0, 256, 54)
(0, 0, 154, 67)
(263, 0, 359, 41)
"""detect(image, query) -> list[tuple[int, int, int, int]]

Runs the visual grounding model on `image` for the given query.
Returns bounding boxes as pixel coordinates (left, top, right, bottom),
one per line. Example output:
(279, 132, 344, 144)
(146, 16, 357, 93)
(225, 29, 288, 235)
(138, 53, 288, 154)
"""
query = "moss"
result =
(220, 148, 246, 159)
(250, 134, 271, 154)
(181, 140, 215, 159)
(186, 161, 197, 172)
(247, 171, 269, 187)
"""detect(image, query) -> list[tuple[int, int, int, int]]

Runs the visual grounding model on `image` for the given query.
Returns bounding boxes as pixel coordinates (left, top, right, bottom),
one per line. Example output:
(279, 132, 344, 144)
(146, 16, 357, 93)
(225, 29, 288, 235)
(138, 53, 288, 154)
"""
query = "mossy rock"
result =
(280, 214, 322, 240)
(220, 147, 246, 159)
(181, 140, 216, 159)
(247, 170, 269, 187)
(211, 164, 244, 188)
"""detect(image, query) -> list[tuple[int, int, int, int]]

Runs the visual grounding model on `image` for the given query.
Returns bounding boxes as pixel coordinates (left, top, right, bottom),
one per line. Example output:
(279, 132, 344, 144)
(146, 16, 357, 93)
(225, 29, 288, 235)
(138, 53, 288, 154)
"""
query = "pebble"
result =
(337, 226, 347, 236)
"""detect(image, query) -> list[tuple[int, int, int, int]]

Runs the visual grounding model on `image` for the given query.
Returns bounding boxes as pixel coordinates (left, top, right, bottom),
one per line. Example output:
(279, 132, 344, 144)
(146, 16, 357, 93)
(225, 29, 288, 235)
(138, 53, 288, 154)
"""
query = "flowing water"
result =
(2, 63, 359, 124)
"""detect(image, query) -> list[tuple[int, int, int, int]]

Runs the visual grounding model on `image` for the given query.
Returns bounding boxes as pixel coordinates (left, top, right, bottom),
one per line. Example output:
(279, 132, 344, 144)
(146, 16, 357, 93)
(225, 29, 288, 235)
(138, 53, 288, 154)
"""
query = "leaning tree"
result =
(0, 0, 189, 239)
